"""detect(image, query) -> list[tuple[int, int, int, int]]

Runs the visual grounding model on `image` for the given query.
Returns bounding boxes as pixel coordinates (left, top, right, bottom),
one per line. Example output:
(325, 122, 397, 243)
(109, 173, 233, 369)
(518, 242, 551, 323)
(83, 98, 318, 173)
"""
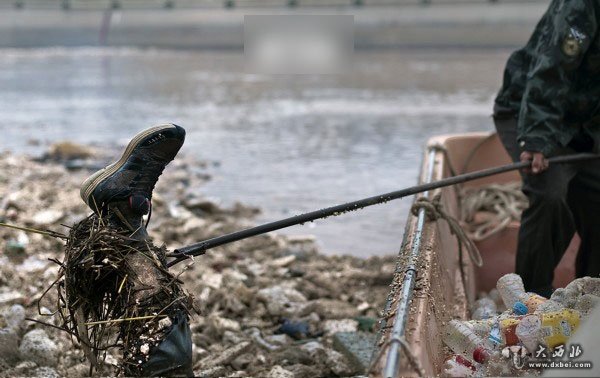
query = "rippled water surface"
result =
(0, 47, 510, 256)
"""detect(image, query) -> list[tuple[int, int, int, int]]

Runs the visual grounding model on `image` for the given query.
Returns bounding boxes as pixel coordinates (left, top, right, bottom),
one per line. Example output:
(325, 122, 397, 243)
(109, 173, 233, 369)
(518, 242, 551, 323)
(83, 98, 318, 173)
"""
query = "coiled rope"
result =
(430, 135, 528, 242)
(460, 182, 528, 241)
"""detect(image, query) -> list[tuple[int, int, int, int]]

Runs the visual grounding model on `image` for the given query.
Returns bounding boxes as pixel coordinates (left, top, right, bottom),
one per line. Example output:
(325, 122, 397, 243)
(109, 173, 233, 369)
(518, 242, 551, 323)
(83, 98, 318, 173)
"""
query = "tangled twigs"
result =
(0, 221, 67, 239)
(45, 214, 192, 375)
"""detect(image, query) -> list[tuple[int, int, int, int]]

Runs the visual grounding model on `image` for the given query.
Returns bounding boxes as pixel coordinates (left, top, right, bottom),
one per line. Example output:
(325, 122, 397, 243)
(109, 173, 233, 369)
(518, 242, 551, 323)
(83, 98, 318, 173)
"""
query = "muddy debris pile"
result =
(0, 146, 395, 377)
(442, 273, 600, 377)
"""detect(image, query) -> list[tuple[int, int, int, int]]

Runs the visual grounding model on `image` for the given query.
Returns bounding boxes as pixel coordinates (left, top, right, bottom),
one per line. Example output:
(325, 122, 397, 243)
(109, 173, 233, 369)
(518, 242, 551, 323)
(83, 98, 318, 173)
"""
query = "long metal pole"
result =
(167, 153, 600, 267)
(383, 149, 436, 378)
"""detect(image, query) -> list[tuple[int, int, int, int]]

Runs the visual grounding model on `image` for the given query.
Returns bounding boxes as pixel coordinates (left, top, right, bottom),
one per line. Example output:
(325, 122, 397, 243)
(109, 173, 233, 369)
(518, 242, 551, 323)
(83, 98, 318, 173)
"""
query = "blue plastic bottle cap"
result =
(513, 301, 528, 315)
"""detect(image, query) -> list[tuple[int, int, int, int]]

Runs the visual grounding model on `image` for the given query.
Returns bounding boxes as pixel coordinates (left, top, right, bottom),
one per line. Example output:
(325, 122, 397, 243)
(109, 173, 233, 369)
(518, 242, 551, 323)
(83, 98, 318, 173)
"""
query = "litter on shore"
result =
(0, 145, 395, 377)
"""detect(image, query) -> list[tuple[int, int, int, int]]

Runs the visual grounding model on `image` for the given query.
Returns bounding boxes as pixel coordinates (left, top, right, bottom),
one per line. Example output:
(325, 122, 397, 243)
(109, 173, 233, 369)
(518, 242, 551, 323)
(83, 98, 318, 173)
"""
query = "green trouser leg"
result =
(494, 116, 600, 297)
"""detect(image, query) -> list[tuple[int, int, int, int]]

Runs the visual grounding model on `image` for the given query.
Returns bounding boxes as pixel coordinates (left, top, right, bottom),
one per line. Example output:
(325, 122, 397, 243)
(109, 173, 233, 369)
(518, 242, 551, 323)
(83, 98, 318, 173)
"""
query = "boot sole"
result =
(80, 124, 177, 208)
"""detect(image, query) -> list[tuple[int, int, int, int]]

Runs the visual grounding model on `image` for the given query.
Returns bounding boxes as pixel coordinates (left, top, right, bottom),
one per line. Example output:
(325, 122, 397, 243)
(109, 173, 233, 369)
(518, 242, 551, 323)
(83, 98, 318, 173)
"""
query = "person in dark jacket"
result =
(494, 0, 600, 297)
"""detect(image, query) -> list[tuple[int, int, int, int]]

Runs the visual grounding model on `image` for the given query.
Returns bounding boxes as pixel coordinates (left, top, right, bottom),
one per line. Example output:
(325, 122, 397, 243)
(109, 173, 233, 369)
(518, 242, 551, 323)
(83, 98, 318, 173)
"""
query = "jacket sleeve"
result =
(518, 0, 597, 156)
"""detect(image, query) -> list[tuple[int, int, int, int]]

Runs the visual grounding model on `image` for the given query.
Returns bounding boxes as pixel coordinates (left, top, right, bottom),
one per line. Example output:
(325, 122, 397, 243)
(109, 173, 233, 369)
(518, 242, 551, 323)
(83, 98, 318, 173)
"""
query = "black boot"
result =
(80, 123, 186, 225)
(80, 125, 193, 377)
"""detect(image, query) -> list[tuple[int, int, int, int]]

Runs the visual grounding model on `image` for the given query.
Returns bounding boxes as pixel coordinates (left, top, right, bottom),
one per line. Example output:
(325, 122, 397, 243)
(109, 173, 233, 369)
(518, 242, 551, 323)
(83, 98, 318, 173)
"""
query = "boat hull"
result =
(373, 133, 578, 377)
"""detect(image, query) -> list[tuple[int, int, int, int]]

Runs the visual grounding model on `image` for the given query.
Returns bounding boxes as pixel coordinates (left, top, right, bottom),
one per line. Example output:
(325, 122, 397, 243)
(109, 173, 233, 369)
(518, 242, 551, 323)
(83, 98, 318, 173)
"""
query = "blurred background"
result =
(0, 0, 549, 256)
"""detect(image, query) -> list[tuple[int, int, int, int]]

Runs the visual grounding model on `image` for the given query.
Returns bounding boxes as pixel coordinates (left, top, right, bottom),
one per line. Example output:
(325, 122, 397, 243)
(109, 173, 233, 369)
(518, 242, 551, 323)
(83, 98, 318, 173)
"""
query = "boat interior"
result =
(372, 133, 578, 377)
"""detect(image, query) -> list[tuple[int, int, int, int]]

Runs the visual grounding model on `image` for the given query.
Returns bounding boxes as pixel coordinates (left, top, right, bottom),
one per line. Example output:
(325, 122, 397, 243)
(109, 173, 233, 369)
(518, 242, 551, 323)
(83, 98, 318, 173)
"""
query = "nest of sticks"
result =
(50, 214, 192, 374)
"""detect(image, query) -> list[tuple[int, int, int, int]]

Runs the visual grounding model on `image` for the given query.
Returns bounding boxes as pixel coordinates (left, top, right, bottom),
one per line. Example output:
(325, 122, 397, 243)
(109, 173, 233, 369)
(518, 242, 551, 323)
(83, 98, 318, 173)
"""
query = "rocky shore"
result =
(0, 143, 395, 377)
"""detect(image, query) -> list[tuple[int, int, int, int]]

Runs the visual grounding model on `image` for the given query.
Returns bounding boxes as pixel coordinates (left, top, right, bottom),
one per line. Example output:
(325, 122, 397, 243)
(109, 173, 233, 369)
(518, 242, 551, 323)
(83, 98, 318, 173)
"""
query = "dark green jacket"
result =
(495, 0, 600, 156)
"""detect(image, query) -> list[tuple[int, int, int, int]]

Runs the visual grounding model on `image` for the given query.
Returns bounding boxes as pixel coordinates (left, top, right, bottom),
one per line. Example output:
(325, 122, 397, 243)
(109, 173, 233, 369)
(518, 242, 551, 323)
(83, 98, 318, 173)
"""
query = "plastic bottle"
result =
(497, 309, 516, 321)
(533, 298, 564, 314)
(562, 277, 600, 300)
(480, 351, 519, 377)
(540, 309, 580, 348)
(488, 321, 502, 347)
(443, 319, 490, 363)
(465, 318, 494, 338)
(497, 274, 548, 313)
(521, 293, 547, 313)
(515, 314, 541, 353)
(500, 316, 524, 346)
(487, 316, 523, 347)
(515, 309, 581, 352)
(511, 293, 548, 314)
(512, 301, 527, 315)
(574, 293, 599, 317)
(496, 274, 526, 309)
(549, 278, 600, 308)
(442, 355, 476, 377)
(579, 277, 600, 296)
(488, 288, 504, 310)
(472, 297, 497, 320)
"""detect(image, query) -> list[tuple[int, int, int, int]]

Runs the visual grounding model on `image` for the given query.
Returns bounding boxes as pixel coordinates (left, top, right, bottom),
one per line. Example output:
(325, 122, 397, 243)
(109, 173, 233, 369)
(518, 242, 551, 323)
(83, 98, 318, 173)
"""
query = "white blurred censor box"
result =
(244, 15, 354, 74)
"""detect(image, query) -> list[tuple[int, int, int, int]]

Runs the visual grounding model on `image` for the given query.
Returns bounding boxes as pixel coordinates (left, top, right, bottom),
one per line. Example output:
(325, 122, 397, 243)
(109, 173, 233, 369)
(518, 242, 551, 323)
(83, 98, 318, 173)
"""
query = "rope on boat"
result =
(460, 182, 528, 241)
(455, 132, 528, 241)
(396, 336, 426, 377)
(411, 193, 483, 267)
(370, 336, 426, 377)
(429, 135, 528, 242)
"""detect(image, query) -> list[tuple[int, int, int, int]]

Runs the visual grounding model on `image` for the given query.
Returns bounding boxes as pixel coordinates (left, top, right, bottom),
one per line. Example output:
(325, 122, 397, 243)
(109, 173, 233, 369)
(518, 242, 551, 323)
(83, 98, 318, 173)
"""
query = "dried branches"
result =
(47, 214, 191, 375)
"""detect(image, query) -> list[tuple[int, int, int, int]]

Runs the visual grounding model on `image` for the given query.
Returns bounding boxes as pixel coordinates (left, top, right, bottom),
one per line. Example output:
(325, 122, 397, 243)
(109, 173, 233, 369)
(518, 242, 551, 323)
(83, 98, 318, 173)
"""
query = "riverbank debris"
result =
(0, 149, 394, 377)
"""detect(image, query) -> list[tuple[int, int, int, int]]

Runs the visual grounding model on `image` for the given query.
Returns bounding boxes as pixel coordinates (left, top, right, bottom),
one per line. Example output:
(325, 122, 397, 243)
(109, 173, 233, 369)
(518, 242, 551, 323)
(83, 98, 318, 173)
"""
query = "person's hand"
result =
(520, 151, 548, 174)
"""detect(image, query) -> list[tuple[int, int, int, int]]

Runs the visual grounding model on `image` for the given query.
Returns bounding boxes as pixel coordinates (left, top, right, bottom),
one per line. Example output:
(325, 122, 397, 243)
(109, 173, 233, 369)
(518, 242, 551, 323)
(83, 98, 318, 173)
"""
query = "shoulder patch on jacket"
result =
(562, 27, 587, 57)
